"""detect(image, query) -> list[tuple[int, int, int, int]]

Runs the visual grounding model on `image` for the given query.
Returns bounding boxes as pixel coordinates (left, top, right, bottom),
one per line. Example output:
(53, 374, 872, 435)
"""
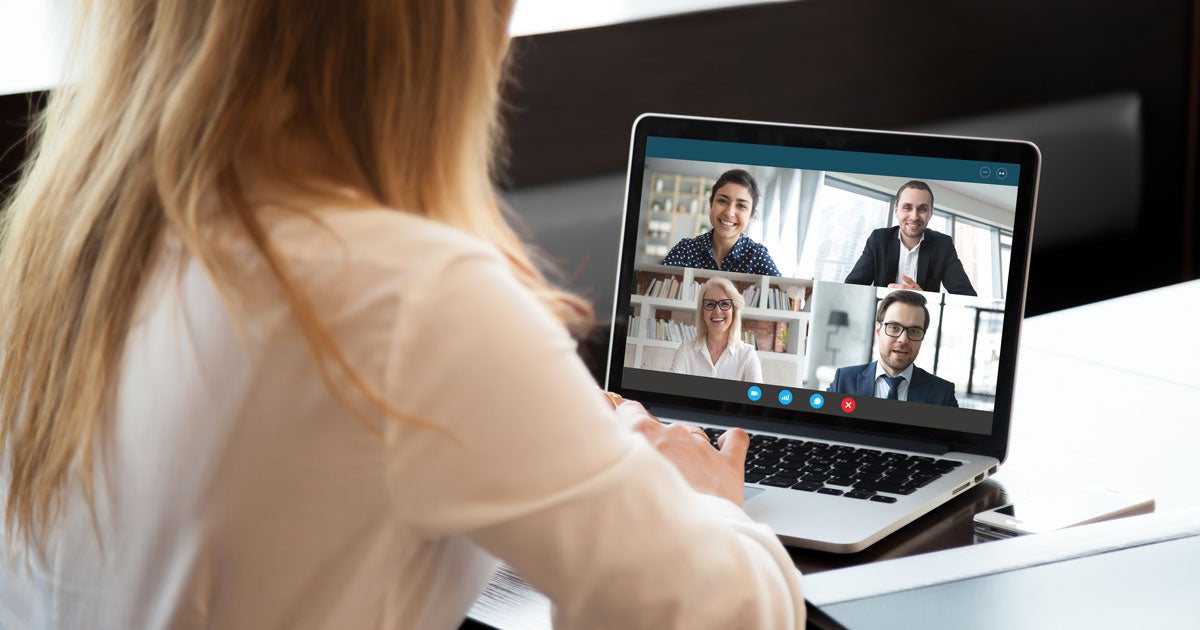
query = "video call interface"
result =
(620, 137, 1023, 436)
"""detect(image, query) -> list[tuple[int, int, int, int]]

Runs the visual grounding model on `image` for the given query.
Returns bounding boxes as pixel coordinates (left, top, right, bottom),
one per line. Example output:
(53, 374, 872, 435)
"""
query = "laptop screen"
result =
(607, 115, 1039, 457)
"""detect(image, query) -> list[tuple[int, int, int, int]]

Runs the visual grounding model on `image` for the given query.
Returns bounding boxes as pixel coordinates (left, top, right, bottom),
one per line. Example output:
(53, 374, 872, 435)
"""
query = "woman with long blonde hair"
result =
(671, 277, 764, 382)
(0, 1, 803, 627)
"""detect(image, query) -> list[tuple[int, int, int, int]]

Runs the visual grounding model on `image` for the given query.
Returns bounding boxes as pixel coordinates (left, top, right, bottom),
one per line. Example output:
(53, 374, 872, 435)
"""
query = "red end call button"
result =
(841, 397, 856, 413)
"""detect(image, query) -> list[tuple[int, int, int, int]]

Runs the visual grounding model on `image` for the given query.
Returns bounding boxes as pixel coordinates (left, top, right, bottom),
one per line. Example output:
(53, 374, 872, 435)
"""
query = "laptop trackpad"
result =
(743, 486, 766, 503)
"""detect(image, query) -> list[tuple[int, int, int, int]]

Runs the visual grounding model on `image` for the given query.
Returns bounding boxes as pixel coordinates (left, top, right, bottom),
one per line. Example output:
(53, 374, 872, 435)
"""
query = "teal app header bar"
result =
(646, 136, 1021, 186)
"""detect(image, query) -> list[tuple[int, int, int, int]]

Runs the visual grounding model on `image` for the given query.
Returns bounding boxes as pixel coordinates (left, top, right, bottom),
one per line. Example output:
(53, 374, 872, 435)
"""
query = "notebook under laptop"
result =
(605, 114, 1040, 553)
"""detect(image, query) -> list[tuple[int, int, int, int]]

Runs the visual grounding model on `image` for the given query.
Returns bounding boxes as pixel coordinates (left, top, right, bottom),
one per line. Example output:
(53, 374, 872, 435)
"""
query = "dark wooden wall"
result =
(3, 1, 1197, 315)
(499, 0, 1200, 315)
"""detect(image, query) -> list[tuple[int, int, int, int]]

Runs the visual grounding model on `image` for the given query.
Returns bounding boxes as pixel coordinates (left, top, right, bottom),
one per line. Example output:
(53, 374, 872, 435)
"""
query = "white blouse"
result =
(670, 336, 764, 383)
(0, 208, 802, 629)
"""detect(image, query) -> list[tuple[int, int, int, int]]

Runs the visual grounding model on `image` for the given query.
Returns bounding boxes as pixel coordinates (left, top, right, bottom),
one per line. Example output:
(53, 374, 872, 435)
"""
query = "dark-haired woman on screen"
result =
(662, 169, 781, 276)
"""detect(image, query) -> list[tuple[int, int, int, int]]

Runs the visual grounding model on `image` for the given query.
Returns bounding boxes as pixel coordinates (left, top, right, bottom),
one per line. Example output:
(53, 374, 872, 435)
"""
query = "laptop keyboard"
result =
(702, 428, 963, 503)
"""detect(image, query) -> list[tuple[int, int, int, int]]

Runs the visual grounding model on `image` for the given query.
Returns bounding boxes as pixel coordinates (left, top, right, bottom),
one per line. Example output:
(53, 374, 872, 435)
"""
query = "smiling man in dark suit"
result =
(844, 180, 976, 296)
(828, 290, 958, 407)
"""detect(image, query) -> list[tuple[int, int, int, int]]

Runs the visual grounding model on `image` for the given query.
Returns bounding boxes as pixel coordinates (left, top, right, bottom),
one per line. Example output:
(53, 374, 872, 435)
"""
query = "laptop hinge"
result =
(646, 404, 953, 456)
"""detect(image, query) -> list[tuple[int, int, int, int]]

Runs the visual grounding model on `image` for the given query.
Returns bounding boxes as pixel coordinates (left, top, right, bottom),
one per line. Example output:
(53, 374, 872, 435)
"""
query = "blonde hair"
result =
(693, 277, 745, 345)
(0, 0, 591, 548)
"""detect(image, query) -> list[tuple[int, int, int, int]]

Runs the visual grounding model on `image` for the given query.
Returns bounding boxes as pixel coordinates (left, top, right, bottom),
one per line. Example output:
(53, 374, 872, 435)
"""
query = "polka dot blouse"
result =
(661, 230, 781, 276)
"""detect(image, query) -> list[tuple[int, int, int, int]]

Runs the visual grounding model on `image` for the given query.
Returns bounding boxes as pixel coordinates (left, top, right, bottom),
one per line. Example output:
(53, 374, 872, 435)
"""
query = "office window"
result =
(931, 300, 971, 394)
(999, 233, 1012, 298)
(794, 178, 1014, 297)
(952, 218, 996, 298)
(797, 178, 890, 281)
(923, 205, 1013, 301)
(927, 213, 950, 236)
(969, 309, 1004, 397)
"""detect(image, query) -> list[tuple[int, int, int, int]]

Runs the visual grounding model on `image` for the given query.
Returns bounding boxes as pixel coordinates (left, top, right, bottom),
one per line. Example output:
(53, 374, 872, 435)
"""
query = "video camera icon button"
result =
(747, 386, 763, 402)
(841, 397, 857, 413)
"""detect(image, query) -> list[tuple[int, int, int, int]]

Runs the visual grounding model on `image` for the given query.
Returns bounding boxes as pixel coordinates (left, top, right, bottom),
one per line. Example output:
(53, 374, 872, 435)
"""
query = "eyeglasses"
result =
(702, 299, 734, 312)
(880, 322, 926, 340)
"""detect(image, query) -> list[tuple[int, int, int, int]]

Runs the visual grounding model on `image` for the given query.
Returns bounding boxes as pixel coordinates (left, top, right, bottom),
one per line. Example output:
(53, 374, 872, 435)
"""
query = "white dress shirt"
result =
(895, 230, 924, 286)
(670, 336, 764, 383)
(873, 362, 915, 401)
(0, 208, 802, 629)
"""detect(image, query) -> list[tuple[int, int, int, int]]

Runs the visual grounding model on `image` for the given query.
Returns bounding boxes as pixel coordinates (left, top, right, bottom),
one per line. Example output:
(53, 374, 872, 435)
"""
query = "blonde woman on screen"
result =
(0, 1, 802, 628)
(671, 277, 764, 383)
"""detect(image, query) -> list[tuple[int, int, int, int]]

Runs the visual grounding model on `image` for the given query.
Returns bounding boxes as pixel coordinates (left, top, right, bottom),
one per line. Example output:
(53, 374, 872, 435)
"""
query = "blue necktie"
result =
(882, 374, 905, 400)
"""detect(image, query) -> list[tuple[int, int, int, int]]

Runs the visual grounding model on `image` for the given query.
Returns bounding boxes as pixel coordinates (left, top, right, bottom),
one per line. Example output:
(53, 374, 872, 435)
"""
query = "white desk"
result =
(1001, 279, 1200, 510)
(468, 279, 1200, 629)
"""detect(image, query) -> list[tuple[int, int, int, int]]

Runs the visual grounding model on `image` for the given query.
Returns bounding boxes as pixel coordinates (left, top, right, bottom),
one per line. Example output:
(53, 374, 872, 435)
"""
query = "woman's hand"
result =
(609, 397, 749, 507)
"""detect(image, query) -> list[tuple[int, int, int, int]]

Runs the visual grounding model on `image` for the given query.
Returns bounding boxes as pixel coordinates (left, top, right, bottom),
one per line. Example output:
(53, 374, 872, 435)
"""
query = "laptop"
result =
(605, 114, 1040, 553)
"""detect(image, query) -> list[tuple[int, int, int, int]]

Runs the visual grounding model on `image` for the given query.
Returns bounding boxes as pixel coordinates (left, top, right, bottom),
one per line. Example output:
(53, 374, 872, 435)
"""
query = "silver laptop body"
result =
(606, 114, 1039, 553)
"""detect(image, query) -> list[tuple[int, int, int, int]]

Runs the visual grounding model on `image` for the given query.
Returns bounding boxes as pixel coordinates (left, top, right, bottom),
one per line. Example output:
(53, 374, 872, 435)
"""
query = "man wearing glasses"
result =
(827, 290, 959, 407)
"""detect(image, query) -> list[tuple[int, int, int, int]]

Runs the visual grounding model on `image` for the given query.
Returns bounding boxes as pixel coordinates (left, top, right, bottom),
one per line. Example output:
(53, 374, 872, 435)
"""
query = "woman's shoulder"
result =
(733, 339, 761, 355)
(740, 234, 771, 252)
(268, 206, 501, 272)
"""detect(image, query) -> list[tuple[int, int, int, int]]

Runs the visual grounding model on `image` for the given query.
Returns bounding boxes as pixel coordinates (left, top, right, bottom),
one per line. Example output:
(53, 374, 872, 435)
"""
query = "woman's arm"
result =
(383, 247, 803, 629)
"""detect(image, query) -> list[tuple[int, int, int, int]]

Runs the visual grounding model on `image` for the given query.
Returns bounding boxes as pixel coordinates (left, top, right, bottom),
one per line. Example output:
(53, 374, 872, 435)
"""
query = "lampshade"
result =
(828, 310, 850, 327)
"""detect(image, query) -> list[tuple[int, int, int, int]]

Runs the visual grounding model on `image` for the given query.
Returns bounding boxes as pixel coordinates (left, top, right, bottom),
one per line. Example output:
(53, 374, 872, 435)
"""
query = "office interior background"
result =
(2, 0, 1199, 375)
(2, 2, 1199, 628)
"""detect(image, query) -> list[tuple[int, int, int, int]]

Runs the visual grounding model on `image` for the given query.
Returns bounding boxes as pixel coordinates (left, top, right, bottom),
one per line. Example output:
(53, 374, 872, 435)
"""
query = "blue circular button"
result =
(747, 386, 762, 402)
(778, 389, 794, 405)
(809, 393, 825, 409)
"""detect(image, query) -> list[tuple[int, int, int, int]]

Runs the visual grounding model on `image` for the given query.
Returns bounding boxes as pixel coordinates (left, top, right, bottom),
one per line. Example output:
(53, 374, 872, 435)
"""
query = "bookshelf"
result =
(640, 172, 714, 263)
(624, 264, 814, 387)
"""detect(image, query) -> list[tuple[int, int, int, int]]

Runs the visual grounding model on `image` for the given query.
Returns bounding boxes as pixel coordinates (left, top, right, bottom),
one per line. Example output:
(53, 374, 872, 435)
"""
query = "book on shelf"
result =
(644, 278, 658, 297)
(742, 320, 790, 352)
(641, 274, 702, 302)
(647, 318, 698, 343)
(654, 276, 679, 299)
(647, 277, 671, 299)
(785, 285, 807, 311)
(742, 284, 760, 309)
(673, 321, 696, 343)
(760, 286, 808, 312)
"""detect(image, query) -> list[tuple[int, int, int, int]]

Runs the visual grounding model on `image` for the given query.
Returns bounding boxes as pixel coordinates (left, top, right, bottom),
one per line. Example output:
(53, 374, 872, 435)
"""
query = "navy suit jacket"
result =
(827, 361, 959, 407)
(844, 226, 977, 296)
